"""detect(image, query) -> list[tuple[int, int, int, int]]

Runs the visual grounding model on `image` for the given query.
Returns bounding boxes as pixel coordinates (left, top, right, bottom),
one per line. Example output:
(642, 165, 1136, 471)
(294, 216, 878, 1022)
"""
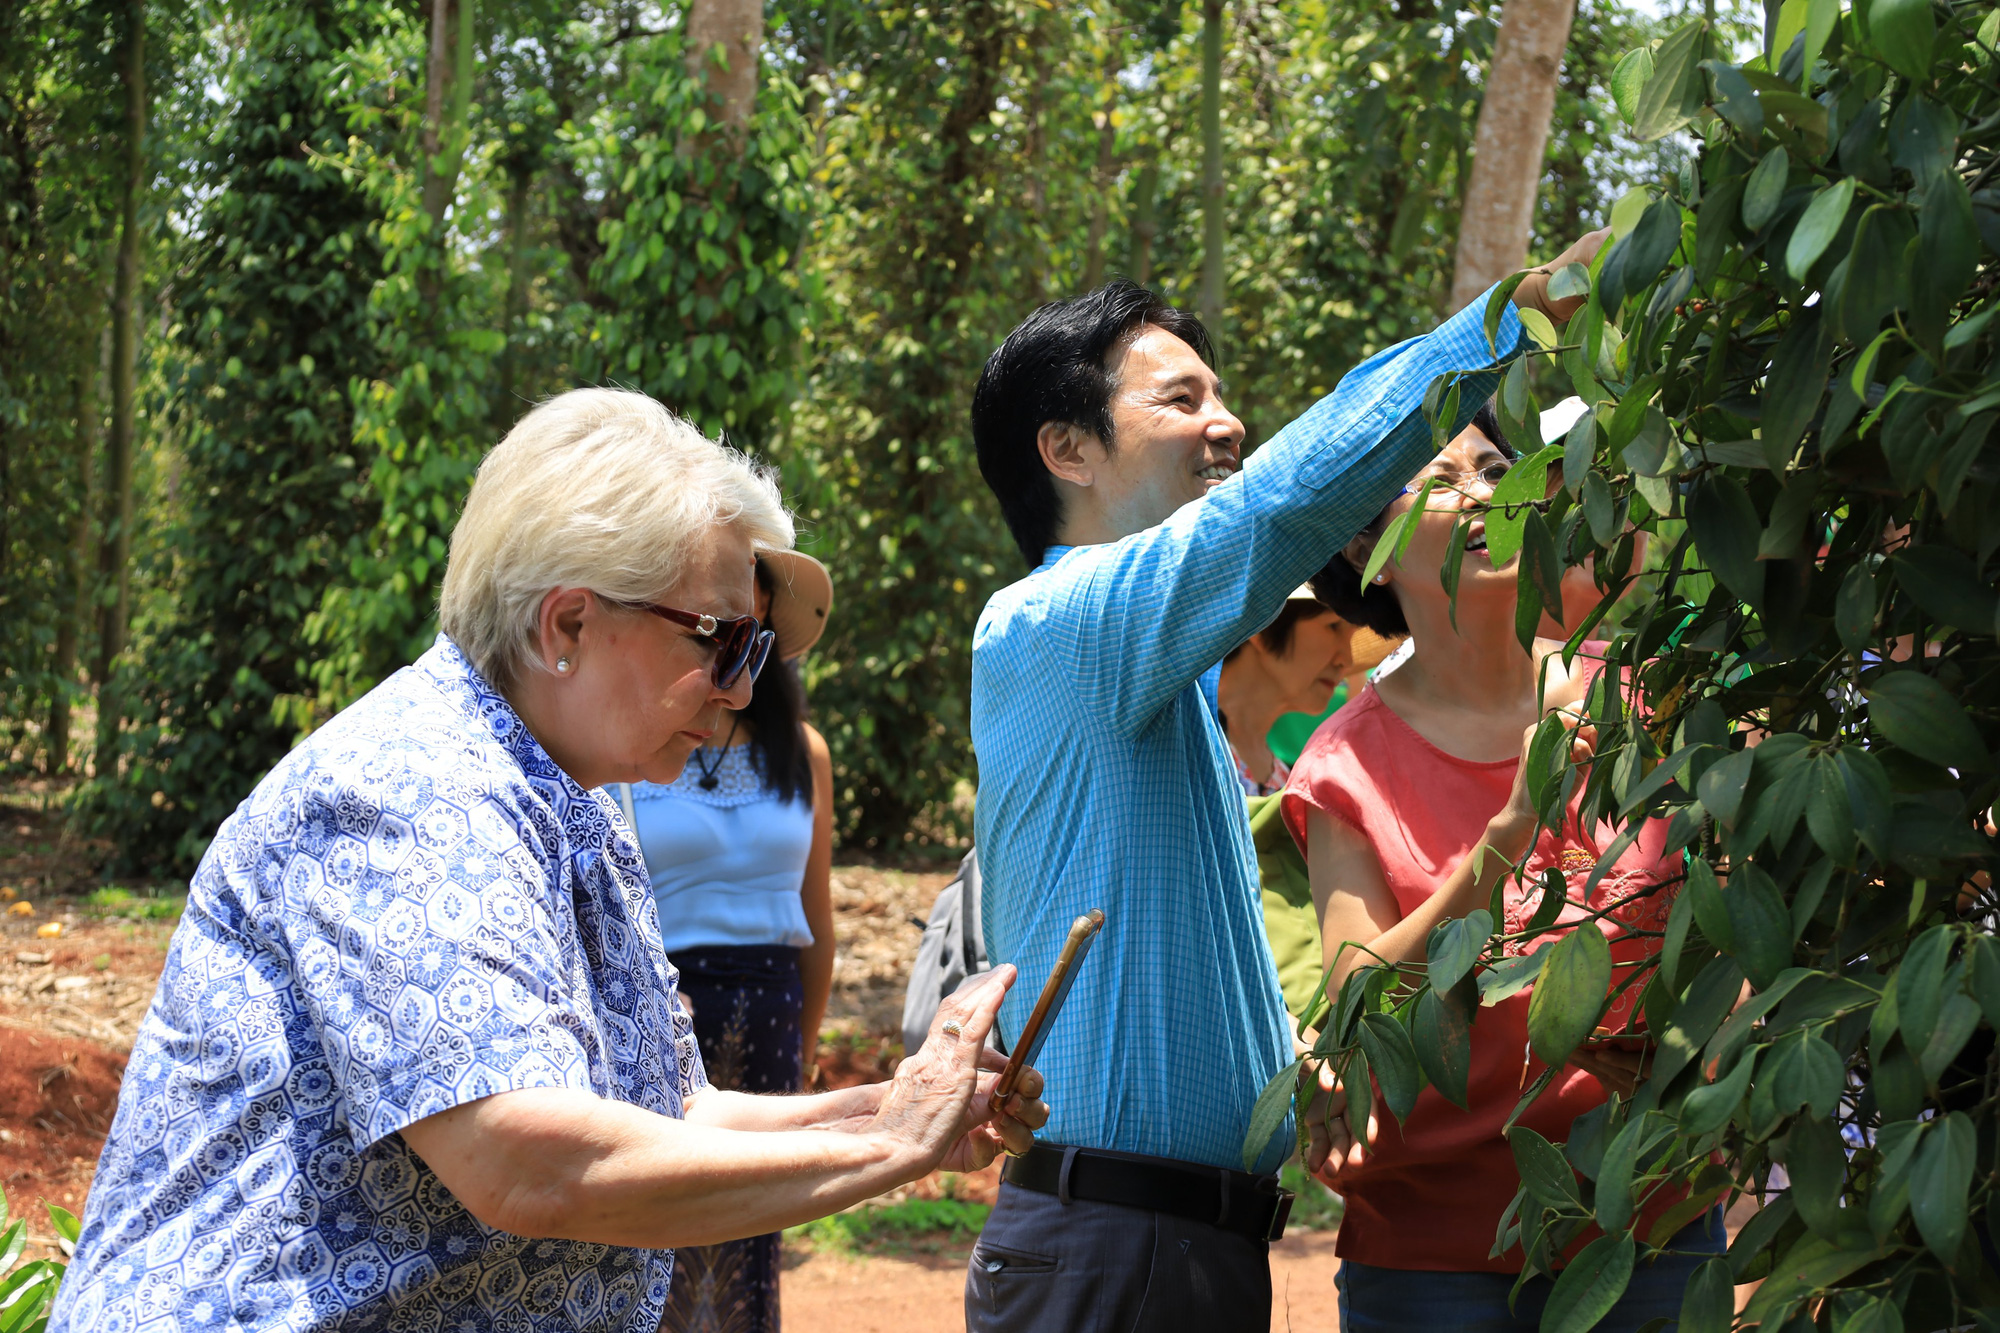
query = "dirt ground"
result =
(782, 1229, 1343, 1333)
(0, 788, 1341, 1328)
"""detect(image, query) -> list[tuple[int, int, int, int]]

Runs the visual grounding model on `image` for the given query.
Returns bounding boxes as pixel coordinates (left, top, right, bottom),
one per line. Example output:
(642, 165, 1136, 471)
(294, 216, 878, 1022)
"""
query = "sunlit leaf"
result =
(1633, 20, 1708, 141)
(1610, 47, 1654, 123)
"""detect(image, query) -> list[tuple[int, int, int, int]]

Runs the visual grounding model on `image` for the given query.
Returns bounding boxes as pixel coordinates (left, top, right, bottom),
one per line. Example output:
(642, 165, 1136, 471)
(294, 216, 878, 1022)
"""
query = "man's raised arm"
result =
(1054, 288, 1522, 740)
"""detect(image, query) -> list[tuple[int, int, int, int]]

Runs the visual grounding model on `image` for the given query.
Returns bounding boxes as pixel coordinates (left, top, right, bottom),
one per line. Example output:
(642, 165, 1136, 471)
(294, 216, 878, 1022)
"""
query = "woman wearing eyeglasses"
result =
(613, 551, 836, 1333)
(50, 389, 1044, 1333)
(1279, 402, 1712, 1332)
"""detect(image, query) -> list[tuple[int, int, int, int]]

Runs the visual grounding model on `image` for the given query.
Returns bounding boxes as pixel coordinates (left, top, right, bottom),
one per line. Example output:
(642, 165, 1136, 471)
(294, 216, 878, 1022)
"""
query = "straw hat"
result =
(758, 550, 834, 660)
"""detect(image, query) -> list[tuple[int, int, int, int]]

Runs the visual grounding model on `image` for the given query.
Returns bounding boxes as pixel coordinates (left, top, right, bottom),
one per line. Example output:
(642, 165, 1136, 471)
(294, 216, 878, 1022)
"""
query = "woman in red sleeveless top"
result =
(1281, 404, 1720, 1331)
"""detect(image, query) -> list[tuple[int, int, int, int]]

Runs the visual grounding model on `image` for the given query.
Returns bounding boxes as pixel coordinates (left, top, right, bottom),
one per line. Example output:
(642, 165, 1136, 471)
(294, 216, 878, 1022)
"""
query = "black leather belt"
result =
(1000, 1142, 1293, 1243)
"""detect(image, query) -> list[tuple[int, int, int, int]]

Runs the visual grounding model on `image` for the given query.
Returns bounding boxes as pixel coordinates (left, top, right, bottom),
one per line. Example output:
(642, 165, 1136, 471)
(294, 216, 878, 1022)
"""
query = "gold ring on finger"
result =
(942, 1020, 964, 1037)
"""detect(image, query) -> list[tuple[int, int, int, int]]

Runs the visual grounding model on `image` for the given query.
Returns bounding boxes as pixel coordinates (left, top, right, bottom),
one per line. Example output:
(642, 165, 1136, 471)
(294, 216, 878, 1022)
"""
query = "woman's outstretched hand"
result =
(869, 967, 1048, 1176)
(1303, 1058, 1377, 1188)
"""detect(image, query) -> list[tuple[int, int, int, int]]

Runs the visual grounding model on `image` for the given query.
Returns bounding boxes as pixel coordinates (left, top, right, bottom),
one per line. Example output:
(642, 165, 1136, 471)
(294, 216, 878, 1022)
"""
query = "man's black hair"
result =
(972, 280, 1214, 568)
(1310, 398, 1512, 636)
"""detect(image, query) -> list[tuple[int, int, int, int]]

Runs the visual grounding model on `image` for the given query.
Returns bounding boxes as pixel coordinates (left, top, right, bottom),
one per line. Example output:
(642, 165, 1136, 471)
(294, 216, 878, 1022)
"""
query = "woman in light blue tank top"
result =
(620, 552, 835, 1333)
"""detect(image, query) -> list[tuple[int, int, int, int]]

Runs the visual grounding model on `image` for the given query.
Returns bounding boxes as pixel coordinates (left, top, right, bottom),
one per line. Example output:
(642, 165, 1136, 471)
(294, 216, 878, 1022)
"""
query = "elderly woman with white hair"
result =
(49, 388, 1044, 1333)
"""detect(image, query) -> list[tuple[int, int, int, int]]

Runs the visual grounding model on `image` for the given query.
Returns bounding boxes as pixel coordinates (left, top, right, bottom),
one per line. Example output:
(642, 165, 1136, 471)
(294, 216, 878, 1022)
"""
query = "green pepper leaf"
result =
(1786, 1112, 1848, 1238)
(1428, 908, 1494, 995)
(1678, 1257, 1736, 1333)
(1539, 1233, 1636, 1333)
(1634, 20, 1708, 141)
(1412, 981, 1475, 1110)
(1680, 1045, 1756, 1135)
(1741, 146, 1790, 232)
(1910, 1111, 1975, 1265)
(1509, 1126, 1585, 1210)
(1725, 861, 1794, 989)
(1357, 1012, 1423, 1126)
(1240, 1057, 1305, 1172)
(1869, 0, 1935, 83)
(1865, 671, 1992, 771)
(1688, 475, 1764, 604)
(1786, 178, 1856, 281)
(1610, 47, 1654, 123)
(1527, 924, 1612, 1068)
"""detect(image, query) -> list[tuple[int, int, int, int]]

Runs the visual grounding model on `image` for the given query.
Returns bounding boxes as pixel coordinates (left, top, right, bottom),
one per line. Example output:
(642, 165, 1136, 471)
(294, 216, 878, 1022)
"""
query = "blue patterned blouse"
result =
(50, 636, 705, 1333)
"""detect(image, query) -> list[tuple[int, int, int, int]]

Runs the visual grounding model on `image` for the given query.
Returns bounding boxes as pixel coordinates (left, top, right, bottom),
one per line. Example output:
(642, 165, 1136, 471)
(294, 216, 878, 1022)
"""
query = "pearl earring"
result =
(556, 656, 573, 674)
(1372, 573, 1389, 585)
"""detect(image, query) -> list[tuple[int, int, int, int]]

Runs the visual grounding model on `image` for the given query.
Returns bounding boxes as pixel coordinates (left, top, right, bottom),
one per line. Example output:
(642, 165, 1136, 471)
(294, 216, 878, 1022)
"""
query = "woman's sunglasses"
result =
(631, 603, 776, 689)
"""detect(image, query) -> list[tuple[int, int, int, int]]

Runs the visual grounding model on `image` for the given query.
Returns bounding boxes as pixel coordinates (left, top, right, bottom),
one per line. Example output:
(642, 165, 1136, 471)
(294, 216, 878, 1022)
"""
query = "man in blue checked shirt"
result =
(961, 235, 1602, 1331)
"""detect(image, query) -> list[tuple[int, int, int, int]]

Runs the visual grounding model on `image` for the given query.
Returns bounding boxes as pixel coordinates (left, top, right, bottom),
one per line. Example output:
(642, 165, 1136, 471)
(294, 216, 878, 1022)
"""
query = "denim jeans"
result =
(1335, 1209, 1728, 1333)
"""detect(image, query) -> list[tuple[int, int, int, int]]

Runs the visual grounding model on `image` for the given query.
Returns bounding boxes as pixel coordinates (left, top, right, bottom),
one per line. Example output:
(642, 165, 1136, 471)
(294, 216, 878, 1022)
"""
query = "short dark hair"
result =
(972, 281, 1214, 567)
(1223, 596, 1327, 664)
(1310, 398, 1513, 636)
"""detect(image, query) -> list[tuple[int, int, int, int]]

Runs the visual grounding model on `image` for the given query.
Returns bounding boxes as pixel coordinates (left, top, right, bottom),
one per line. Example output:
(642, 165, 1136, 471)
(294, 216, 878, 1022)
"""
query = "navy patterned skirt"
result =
(660, 945, 805, 1333)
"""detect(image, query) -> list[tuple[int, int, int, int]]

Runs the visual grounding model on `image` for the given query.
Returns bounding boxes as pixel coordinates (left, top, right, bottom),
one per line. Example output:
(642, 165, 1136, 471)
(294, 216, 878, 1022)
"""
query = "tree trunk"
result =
(1130, 160, 1160, 286)
(495, 160, 534, 432)
(1448, 0, 1576, 310)
(419, 0, 473, 228)
(685, 0, 763, 134)
(1199, 0, 1225, 334)
(49, 359, 101, 775)
(94, 0, 144, 768)
(1080, 51, 1124, 292)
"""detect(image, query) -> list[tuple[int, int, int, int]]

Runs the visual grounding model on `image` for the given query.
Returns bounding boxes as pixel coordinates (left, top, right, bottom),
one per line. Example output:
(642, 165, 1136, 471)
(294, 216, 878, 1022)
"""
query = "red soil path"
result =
(0, 1024, 125, 1261)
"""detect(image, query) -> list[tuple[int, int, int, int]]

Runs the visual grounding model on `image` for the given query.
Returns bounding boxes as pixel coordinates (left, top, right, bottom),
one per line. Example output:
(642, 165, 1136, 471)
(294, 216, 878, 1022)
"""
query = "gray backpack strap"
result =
(900, 848, 1002, 1057)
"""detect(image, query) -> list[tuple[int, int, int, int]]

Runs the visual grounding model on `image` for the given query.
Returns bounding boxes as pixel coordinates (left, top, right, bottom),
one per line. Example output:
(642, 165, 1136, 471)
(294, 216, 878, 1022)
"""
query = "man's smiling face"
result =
(1090, 323, 1246, 538)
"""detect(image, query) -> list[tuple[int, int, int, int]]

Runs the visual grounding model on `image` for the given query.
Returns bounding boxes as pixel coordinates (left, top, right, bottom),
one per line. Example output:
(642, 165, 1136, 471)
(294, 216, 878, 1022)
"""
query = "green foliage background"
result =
(3, 0, 1674, 867)
(1255, 3, 2000, 1326)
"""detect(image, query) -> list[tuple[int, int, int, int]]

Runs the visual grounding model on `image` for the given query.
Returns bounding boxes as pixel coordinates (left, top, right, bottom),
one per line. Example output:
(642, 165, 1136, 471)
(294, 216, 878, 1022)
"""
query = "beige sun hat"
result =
(758, 549, 833, 660)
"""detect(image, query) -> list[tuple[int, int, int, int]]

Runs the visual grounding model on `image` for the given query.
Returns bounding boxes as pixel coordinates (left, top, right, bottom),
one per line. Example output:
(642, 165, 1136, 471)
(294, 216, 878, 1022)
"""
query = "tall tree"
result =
(1446, 0, 1575, 308)
(419, 0, 473, 228)
(50, 359, 100, 774)
(89, 0, 388, 868)
(1080, 45, 1123, 291)
(685, 0, 763, 133)
(1197, 0, 1224, 330)
(94, 0, 146, 764)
